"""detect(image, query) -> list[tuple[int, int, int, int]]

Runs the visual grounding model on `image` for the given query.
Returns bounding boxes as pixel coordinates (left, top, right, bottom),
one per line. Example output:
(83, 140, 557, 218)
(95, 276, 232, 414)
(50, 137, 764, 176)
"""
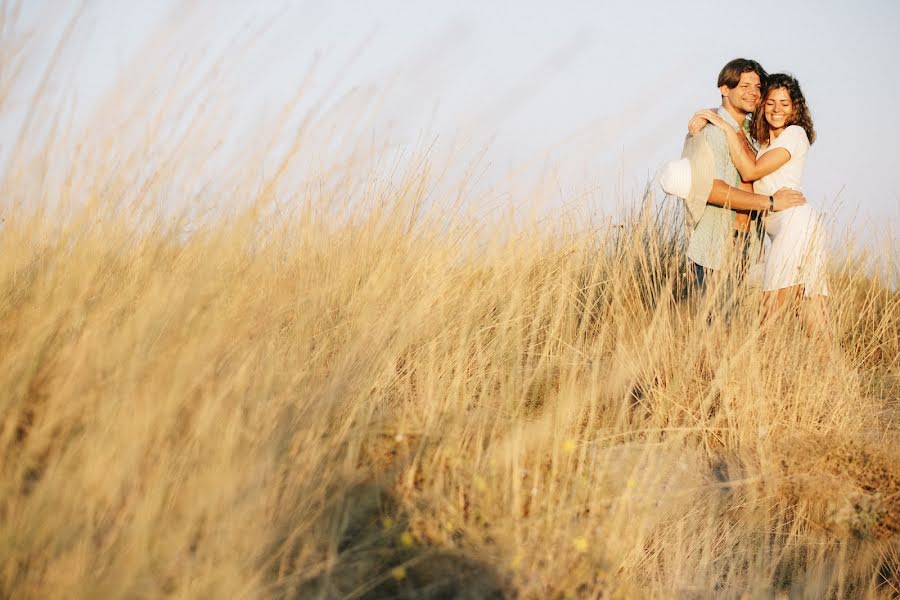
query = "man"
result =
(661, 58, 806, 289)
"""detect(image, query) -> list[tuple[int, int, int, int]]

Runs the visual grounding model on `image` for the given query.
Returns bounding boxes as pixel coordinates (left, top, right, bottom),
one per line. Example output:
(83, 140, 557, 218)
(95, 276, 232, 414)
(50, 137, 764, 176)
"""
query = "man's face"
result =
(720, 71, 761, 115)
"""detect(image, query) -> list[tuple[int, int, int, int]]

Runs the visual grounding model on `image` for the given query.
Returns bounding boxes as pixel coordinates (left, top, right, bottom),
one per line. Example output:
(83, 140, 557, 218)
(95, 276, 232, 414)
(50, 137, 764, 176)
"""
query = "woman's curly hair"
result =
(752, 73, 816, 148)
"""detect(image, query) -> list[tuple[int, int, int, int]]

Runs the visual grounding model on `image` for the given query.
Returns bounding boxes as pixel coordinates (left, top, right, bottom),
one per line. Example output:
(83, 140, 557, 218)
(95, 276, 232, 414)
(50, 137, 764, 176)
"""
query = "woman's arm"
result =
(723, 127, 789, 182)
(695, 110, 790, 181)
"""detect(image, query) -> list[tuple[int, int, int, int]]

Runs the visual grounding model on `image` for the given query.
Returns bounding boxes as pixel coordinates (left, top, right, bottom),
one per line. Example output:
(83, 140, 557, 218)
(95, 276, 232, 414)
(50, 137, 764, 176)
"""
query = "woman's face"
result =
(764, 87, 794, 131)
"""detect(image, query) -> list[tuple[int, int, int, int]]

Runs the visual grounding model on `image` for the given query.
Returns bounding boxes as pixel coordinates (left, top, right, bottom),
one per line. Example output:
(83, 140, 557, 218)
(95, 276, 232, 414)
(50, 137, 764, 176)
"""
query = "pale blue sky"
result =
(9, 0, 900, 233)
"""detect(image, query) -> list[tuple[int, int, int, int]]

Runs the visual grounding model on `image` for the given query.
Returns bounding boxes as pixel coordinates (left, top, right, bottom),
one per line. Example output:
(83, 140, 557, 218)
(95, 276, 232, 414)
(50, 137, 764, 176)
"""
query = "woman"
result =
(695, 74, 829, 336)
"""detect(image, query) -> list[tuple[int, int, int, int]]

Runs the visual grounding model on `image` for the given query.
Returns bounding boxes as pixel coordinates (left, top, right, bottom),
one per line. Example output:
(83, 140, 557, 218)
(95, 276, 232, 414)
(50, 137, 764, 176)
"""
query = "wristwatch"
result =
(768, 195, 775, 211)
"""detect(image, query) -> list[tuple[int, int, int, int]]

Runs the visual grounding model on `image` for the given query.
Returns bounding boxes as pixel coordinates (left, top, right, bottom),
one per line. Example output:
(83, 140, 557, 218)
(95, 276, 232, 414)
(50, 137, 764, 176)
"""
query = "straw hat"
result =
(659, 134, 716, 228)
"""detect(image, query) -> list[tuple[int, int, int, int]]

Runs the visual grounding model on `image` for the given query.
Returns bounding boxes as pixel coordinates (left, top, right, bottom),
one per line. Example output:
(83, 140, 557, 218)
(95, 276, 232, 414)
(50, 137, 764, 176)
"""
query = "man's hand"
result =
(772, 187, 806, 211)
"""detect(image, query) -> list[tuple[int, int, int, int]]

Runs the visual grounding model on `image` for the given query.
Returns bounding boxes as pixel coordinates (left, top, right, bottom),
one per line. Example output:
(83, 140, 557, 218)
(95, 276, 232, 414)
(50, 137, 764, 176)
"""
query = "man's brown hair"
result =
(717, 58, 767, 89)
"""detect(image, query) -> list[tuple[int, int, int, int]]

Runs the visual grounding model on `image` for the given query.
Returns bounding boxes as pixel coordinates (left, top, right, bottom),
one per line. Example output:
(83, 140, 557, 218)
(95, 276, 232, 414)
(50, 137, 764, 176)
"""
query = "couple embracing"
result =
(661, 58, 829, 338)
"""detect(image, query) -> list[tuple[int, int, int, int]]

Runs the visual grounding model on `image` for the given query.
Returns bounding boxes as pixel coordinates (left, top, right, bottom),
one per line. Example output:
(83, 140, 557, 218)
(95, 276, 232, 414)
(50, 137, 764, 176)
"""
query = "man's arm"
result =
(707, 180, 806, 212)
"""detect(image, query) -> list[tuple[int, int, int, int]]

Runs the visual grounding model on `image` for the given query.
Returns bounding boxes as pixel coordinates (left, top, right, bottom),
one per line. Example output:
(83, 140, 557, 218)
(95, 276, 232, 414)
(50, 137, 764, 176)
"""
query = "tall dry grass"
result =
(2, 8, 900, 600)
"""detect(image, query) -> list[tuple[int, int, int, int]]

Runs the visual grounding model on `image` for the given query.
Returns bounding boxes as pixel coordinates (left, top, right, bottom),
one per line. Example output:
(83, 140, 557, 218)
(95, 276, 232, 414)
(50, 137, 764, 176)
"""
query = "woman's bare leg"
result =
(801, 295, 833, 349)
(762, 285, 802, 324)
(761, 287, 833, 364)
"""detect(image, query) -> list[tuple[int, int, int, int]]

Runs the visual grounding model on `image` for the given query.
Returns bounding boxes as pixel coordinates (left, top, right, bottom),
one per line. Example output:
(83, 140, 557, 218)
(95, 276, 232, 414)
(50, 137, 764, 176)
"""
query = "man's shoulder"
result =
(699, 124, 726, 143)
(696, 125, 728, 161)
(681, 126, 722, 151)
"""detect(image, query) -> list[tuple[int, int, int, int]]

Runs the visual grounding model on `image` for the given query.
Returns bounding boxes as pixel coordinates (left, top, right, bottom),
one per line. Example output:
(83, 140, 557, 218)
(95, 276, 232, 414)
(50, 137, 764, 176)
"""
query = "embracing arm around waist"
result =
(707, 179, 805, 212)
(707, 179, 768, 211)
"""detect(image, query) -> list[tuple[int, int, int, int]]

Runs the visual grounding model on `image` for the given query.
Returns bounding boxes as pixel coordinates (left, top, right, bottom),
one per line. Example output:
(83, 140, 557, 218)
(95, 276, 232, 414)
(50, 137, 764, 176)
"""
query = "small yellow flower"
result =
(400, 531, 414, 547)
(473, 476, 488, 493)
(626, 478, 637, 489)
(391, 566, 406, 580)
(381, 517, 394, 529)
(563, 439, 577, 453)
(573, 536, 589, 553)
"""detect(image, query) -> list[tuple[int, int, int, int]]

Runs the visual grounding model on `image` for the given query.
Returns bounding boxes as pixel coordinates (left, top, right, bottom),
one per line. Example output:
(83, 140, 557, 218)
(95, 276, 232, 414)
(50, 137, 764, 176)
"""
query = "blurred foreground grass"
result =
(1, 183, 898, 598)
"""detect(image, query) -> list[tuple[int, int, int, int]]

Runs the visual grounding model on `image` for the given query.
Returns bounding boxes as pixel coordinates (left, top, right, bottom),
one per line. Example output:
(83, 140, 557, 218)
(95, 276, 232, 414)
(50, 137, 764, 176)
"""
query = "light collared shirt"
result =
(686, 107, 763, 270)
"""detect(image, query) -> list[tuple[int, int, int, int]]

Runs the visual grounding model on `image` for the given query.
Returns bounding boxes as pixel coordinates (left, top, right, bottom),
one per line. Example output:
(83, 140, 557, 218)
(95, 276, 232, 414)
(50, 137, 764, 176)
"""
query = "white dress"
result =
(753, 126, 829, 297)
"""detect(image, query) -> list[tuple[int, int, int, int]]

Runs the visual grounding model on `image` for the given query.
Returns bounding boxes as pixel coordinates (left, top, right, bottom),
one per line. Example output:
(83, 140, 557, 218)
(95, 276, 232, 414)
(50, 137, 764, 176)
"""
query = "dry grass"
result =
(2, 7, 900, 600)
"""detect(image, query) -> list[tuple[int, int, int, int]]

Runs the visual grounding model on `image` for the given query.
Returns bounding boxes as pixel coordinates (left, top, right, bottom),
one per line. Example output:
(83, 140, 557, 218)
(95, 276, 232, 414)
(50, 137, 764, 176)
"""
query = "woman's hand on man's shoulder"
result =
(687, 107, 720, 136)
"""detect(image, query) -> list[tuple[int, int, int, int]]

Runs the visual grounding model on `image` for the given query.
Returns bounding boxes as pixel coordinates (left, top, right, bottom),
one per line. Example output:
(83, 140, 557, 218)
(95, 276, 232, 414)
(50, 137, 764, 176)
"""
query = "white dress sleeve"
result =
(772, 125, 810, 159)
